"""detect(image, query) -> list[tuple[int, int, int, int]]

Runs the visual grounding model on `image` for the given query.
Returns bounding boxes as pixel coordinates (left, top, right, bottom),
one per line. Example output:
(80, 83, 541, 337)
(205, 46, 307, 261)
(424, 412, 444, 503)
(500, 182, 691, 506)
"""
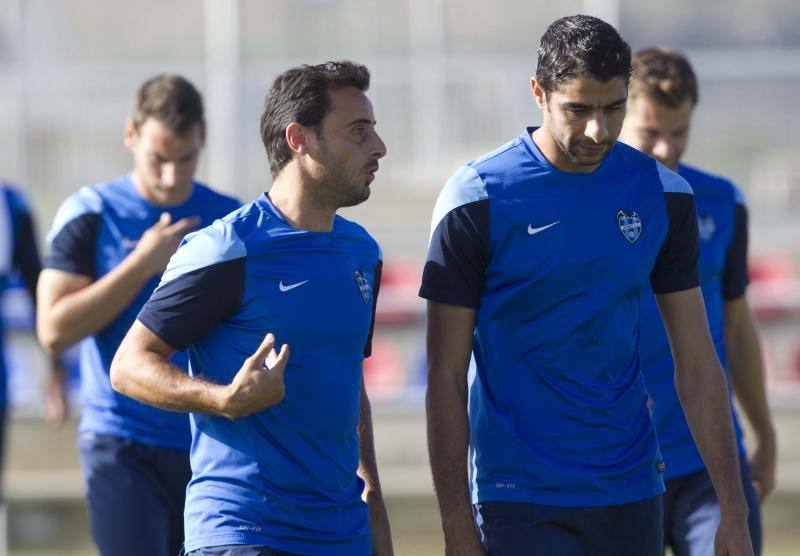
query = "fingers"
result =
(274, 343, 290, 370)
(249, 333, 276, 366)
(165, 216, 201, 238)
(158, 212, 172, 226)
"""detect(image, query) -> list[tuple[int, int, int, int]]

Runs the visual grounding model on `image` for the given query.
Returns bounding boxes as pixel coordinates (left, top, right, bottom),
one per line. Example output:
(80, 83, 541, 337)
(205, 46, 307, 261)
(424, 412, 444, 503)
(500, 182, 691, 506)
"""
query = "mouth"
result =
(577, 143, 606, 156)
(364, 164, 379, 181)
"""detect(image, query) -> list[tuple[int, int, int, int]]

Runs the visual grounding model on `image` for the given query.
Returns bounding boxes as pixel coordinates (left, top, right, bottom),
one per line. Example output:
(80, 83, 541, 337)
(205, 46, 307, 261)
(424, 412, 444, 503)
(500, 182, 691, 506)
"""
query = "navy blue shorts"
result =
(474, 495, 663, 555)
(78, 432, 191, 556)
(663, 459, 762, 556)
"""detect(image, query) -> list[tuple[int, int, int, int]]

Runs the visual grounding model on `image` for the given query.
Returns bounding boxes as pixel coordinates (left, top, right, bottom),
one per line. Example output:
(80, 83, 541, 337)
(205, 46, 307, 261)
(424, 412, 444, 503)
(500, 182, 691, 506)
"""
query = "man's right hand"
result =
(132, 212, 200, 277)
(221, 333, 290, 419)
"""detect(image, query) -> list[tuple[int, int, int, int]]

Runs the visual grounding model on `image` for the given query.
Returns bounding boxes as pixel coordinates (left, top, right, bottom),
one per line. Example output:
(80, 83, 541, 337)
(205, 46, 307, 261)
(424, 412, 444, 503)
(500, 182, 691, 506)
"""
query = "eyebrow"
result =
(563, 98, 627, 110)
(347, 118, 376, 127)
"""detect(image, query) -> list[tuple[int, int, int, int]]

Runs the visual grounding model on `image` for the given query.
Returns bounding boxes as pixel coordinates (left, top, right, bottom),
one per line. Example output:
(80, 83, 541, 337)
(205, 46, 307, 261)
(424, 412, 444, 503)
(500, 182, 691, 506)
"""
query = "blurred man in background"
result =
(0, 181, 64, 490)
(620, 47, 775, 555)
(422, 15, 752, 555)
(111, 61, 392, 555)
(35, 75, 240, 556)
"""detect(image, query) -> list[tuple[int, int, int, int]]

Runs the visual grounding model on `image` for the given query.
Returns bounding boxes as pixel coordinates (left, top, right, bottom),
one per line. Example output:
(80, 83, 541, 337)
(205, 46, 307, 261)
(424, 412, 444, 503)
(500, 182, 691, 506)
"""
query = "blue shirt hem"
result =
(184, 531, 372, 555)
(472, 478, 666, 508)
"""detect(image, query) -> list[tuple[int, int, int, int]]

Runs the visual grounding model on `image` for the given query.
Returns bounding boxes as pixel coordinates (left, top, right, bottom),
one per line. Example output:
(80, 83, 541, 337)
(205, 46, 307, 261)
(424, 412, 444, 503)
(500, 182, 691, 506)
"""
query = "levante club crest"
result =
(617, 210, 643, 244)
(354, 269, 372, 304)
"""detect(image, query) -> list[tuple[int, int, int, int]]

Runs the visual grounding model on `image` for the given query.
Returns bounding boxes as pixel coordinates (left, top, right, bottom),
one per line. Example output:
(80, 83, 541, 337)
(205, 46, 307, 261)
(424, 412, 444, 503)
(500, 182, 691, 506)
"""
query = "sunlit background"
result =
(1, 0, 799, 554)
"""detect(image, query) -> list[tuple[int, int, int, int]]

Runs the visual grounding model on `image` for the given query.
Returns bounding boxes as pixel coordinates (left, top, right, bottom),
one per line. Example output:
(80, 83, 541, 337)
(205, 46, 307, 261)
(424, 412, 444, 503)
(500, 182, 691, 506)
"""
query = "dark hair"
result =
(133, 74, 204, 135)
(536, 15, 632, 96)
(630, 47, 698, 107)
(260, 61, 371, 176)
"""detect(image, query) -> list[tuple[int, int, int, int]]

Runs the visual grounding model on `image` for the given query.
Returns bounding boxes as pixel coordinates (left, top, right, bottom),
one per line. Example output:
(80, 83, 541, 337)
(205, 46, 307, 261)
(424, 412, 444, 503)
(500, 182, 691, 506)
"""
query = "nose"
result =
(371, 130, 387, 160)
(160, 163, 177, 186)
(585, 113, 608, 144)
(651, 139, 674, 164)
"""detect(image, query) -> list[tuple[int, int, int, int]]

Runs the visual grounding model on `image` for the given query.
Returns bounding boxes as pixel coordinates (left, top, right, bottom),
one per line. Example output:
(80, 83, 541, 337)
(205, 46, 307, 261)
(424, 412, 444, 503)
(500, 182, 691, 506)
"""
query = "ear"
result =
(285, 122, 308, 156)
(198, 120, 207, 146)
(124, 118, 138, 149)
(530, 78, 548, 111)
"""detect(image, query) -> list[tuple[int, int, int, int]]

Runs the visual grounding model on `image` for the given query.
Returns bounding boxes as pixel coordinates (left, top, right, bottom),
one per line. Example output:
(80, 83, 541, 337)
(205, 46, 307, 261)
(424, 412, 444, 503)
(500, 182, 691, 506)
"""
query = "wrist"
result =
(125, 249, 155, 280)
(212, 383, 236, 418)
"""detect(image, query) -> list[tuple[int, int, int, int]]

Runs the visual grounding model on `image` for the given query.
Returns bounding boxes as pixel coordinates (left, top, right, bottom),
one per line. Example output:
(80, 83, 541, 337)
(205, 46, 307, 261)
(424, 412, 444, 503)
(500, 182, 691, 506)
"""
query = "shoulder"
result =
(431, 164, 490, 232)
(679, 163, 745, 207)
(334, 216, 382, 260)
(612, 142, 692, 195)
(160, 216, 248, 286)
(0, 184, 31, 215)
(46, 185, 104, 242)
(190, 182, 242, 212)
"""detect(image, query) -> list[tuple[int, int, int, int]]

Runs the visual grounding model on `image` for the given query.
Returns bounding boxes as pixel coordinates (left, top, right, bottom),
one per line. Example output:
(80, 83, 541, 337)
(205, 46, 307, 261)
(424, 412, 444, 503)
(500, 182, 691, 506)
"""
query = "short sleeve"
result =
(722, 189, 749, 300)
(137, 220, 247, 351)
(419, 166, 489, 309)
(363, 260, 382, 358)
(44, 187, 102, 277)
(650, 167, 700, 295)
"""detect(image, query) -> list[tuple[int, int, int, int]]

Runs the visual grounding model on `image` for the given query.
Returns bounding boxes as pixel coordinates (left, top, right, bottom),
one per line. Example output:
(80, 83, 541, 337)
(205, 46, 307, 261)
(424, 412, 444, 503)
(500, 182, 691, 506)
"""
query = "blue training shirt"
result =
(44, 174, 240, 450)
(420, 128, 701, 507)
(137, 194, 382, 555)
(0, 184, 43, 409)
(639, 163, 749, 480)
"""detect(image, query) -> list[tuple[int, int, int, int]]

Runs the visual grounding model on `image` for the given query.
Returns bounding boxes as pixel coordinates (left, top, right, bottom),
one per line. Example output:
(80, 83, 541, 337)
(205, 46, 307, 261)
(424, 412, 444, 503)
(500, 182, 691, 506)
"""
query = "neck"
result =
(268, 165, 336, 232)
(131, 171, 193, 207)
(531, 126, 600, 174)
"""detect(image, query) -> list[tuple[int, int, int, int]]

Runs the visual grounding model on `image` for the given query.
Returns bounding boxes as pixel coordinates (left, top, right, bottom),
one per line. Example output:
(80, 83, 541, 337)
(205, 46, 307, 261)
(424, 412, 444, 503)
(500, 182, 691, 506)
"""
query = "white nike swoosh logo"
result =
(527, 221, 560, 235)
(278, 280, 309, 292)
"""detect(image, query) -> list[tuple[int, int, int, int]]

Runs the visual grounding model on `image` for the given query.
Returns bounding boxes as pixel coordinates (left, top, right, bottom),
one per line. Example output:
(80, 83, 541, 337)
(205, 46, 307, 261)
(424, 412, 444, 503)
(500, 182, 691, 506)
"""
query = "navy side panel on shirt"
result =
(6, 187, 43, 296)
(44, 175, 241, 450)
(421, 129, 700, 508)
(138, 195, 380, 555)
(639, 164, 749, 479)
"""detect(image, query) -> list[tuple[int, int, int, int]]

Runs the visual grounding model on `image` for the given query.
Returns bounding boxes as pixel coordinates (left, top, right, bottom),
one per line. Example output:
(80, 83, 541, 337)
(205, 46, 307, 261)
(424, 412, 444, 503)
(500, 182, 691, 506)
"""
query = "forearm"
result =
(676, 356, 747, 514)
(110, 339, 226, 415)
(358, 388, 384, 497)
(38, 256, 151, 353)
(725, 307, 774, 443)
(427, 368, 478, 542)
(357, 386, 393, 554)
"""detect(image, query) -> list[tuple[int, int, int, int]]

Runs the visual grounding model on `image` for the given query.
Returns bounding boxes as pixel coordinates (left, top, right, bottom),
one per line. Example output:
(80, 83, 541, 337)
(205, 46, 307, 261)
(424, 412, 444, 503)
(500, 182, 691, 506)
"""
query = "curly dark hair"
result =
(536, 15, 631, 96)
(260, 61, 371, 176)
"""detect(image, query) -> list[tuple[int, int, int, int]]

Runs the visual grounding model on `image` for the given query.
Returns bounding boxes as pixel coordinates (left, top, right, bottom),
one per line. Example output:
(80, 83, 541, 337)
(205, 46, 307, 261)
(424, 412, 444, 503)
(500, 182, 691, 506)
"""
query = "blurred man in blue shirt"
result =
(37, 75, 240, 556)
(620, 47, 775, 556)
(0, 181, 64, 491)
(111, 61, 393, 556)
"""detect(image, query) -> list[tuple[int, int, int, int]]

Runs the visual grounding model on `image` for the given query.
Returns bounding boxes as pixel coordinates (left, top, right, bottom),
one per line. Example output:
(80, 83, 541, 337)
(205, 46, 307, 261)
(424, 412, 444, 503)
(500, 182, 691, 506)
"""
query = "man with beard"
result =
(421, 15, 752, 555)
(620, 47, 774, 555)
(111, 61, 393, 556)
(37, 74, 240, 556)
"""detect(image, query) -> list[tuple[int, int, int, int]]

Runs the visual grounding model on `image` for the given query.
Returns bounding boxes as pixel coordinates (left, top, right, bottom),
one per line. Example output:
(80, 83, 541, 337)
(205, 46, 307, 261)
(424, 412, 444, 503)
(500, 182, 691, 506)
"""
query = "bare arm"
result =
(110, 320, 289, 419)
(657, 287, 752, 555)
(36, 214, 198, 355)
(426, 301, 484, 555)
(724, 295, 776, 502)
(357, 379, 393, 555)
